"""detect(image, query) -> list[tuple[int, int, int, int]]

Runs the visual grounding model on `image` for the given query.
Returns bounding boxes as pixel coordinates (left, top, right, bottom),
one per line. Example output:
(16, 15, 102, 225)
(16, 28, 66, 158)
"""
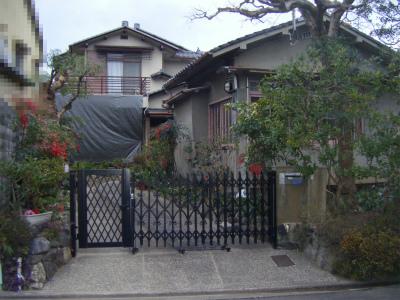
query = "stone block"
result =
(29, 262, 46, 289)
(30, 237, 50, 255)
(43, 260, 57, 280)
(26, 254, 43, 265)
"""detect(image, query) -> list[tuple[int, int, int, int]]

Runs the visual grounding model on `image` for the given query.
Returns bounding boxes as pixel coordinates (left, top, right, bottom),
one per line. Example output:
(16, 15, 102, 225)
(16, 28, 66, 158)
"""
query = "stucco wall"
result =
(163, 60, 189, 77)
(191, 91, 209, 142)
(234, 33, 310, 70)
(173, 98, 193, 175)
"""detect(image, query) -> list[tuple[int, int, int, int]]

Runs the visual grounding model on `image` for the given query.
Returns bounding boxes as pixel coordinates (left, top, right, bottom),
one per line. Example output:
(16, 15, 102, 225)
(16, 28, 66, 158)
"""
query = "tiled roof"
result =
(69, 25, 189, 51)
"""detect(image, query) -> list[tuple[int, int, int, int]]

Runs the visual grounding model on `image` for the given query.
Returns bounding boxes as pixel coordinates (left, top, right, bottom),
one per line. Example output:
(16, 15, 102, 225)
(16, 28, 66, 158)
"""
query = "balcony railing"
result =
(81, 76, 150, 95)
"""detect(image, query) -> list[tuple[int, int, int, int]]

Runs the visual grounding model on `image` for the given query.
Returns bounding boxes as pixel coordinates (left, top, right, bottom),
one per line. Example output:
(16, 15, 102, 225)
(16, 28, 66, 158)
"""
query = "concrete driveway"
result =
(0, 244, 354, 298)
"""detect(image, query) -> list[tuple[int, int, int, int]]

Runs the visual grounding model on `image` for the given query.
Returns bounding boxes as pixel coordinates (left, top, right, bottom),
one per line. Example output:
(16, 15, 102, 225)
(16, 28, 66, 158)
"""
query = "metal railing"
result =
(82, 76, 150, 95)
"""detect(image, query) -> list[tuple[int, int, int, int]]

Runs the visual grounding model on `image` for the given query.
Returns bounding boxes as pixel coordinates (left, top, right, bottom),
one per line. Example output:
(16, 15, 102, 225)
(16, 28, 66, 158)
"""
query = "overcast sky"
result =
(35, 0, 291, 55)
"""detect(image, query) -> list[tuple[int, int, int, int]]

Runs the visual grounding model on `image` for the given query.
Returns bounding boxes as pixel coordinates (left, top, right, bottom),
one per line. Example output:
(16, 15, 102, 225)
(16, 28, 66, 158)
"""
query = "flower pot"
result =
(21, 212, 53, 226)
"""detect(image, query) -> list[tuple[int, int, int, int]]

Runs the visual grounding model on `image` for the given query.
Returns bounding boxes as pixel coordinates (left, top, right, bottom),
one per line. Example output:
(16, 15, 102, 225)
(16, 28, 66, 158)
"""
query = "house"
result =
(0, 0, 42, 160)
(150, 19, 392, 225)
(67, 21, 201, 146)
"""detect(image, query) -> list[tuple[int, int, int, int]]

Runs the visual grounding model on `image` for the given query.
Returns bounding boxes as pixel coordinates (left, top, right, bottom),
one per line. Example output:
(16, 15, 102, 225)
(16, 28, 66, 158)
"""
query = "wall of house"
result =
(163, 60, 189, 77)
(234, 32, 310, 70)
(173, 98, 193, 175)
(191, 91, 209, 142)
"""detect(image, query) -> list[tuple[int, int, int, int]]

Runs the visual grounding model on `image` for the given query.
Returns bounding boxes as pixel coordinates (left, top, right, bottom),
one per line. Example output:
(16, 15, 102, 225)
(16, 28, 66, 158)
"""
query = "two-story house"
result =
(67, 21, 200, 147)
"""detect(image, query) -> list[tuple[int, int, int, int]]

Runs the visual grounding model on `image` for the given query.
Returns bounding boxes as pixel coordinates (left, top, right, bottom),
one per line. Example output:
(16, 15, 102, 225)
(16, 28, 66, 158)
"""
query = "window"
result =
(106, 53, 141, 94)
(209, 98, 232, 141)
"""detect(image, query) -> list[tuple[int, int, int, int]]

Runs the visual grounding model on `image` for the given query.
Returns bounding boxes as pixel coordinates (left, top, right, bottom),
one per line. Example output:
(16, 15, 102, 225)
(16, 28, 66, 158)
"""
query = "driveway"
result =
(1, 244, 353, 298)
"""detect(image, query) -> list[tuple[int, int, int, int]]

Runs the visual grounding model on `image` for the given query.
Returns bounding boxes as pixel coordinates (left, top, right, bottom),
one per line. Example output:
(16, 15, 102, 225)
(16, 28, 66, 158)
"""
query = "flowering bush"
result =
(0, 99, 77, 212)
(131, 120, 185, 187)
(15, 100, 78, 161)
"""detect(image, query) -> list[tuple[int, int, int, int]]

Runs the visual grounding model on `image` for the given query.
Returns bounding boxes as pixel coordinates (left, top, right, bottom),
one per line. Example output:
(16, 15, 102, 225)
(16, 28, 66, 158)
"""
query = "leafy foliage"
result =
(131, 120, 186, 187)
(0, 212, 32, 259)
(335, 227, 400, 280)
(185, 138, 236, 175)
(232, 38, 399, 211)
(0, 101, 75, 212)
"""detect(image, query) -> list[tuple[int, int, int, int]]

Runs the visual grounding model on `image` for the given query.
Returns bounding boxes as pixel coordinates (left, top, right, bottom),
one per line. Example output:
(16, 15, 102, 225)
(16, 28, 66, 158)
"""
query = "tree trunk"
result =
(337, 124, 357, 211)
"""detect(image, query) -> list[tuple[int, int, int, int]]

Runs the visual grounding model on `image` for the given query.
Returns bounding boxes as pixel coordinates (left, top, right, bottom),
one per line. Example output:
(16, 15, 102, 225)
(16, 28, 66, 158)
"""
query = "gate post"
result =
(69, 171, 77, 257)
(77, 169, 88, 248)
(268, 171, 278, 249)
(121, 168, 133, 247)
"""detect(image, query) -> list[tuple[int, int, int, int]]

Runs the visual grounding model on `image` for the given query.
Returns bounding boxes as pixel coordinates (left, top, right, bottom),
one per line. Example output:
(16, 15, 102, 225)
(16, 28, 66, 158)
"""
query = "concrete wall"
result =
(275, 167, 328, 225)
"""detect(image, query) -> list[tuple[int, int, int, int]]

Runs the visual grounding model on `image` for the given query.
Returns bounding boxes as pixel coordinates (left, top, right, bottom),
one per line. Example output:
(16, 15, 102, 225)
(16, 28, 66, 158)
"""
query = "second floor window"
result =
(107, 53, 141, 94)
(209, 98, 232, 141)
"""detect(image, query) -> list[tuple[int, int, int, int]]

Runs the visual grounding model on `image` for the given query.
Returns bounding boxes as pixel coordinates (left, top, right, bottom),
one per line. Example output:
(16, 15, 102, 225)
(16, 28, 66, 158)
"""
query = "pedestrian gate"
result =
(70, 169, 277, 256)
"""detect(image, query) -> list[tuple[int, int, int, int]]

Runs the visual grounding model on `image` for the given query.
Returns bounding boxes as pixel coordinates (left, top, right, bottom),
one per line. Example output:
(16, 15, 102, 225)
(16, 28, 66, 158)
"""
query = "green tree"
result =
(232, 39, 399, 211)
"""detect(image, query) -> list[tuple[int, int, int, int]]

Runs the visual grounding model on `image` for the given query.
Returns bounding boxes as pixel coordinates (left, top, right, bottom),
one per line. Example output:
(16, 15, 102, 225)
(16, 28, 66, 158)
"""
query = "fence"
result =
(70, 169, 277, 255)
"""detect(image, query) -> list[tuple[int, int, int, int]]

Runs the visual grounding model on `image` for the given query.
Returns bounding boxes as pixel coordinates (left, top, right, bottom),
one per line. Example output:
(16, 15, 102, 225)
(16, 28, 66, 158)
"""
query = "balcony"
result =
(82, 76, 150, 95)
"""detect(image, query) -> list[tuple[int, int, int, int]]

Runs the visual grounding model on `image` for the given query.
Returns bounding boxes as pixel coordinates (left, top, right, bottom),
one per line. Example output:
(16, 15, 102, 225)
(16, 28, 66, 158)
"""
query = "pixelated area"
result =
(1, 0, 43, 107)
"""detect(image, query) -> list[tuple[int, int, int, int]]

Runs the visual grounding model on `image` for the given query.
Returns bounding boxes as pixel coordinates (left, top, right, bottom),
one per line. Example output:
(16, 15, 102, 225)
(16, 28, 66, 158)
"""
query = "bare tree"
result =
(193, 0, 400, 46)
(46, 50, 99, 122)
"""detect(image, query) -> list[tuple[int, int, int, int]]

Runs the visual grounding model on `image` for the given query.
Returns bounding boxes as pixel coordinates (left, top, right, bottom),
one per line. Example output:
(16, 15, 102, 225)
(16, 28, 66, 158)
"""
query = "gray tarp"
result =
(56, 94, 142, 162)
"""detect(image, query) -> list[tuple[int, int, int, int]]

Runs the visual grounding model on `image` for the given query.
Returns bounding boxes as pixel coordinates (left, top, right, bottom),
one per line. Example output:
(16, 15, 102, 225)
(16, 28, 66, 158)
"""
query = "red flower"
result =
(50, 141, 68, 160)
(19, 112, 29, 128)
(26, 100, 38, 113)
(32, 208, 41, 214)
(248, 163, 263, 176)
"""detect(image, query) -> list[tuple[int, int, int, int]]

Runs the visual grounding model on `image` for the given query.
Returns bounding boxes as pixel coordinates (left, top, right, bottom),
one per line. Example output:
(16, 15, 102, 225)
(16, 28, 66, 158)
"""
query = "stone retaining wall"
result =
(2, 213, 72, 290)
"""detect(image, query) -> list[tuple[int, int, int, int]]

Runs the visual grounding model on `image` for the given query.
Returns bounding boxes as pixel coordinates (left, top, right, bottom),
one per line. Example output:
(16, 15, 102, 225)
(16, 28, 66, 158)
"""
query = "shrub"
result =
(334, 228, 400, 280)
(0, 212, 32, 259)
(316, 213, 375, 249)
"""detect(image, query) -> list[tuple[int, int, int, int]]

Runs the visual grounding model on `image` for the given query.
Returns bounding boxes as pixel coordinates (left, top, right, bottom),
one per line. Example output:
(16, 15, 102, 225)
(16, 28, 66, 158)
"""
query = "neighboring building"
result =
(68, 21, 201, 144)
(0, 0, 42, 207)
(153, 20, 392, 225)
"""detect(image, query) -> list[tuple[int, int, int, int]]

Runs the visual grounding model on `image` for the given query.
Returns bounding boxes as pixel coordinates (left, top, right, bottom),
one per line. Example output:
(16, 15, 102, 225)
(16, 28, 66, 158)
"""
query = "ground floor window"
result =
(208, 97, 232, 141)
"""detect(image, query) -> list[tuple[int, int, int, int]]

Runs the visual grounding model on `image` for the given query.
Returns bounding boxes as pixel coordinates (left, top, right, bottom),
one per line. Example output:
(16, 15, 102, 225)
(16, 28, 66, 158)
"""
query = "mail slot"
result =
(281, 172, 304, 185)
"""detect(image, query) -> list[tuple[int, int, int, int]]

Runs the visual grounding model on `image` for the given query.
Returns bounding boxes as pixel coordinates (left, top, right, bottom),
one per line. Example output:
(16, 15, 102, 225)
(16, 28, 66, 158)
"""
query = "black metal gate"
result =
(70, 169, 277, 253)
(70, 169, 132, 250)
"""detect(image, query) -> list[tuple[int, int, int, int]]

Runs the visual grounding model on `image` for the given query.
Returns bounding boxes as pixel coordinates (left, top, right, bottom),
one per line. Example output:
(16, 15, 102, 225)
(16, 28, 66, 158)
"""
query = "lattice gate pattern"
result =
(76, 169, 130, 248)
